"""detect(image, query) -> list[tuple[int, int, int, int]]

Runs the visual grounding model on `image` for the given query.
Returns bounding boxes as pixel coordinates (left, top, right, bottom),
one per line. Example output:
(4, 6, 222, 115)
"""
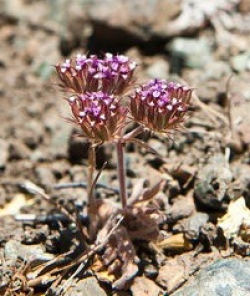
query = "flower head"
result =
(56, 53, 137, 95)
(130, 79, 192, 134)
(68, 91, 127, 144)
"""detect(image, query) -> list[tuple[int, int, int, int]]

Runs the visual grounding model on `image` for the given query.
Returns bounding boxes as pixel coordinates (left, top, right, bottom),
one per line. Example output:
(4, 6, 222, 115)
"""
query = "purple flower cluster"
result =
(56, 53, 137, 144)
(68, 92, 126, 144)
(56, 53, 192, 143)
(130, 79, 192, 133)
(56, 53, 137, 95)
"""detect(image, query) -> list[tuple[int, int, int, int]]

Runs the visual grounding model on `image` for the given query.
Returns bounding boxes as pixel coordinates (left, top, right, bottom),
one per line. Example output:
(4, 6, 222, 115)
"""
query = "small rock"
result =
(145, 57, 170, 79)
(230, 164, 250, 202)
(172, 259, 250, 296)
(30, 149, 50, 162)
(204, 61, 231, 80)
(167, 194, 195, 223)
(156, 256, 186, 294)
(35, 166, 56, 187)
(130, 276, 162, 296)
(194, 153, 233, 210)
(4, 240, 53, 265)
(185, 212, 209, 240)
(67, 277, 107, 296)
(0, 138, 8, 168)
(8, 140, 30, 160)
(230, 52, 250, 72)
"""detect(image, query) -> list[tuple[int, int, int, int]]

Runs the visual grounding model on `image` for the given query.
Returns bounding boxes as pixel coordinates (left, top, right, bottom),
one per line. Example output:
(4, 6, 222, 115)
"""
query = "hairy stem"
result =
(116, 140, 127, 209)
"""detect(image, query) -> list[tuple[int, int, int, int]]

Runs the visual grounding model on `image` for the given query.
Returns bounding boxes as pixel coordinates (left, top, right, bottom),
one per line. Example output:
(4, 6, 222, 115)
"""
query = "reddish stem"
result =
(87, 144, 97, 239)
(116, 140, 127, 209)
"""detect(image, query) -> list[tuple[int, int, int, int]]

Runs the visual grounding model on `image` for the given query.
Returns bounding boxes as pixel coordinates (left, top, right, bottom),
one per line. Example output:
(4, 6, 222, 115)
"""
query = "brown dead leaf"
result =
(155, 233, 193, 252)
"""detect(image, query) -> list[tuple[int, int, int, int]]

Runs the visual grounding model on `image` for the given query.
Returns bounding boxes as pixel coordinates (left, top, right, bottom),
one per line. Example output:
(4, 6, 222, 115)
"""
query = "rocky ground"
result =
(1, 0, 250, 295)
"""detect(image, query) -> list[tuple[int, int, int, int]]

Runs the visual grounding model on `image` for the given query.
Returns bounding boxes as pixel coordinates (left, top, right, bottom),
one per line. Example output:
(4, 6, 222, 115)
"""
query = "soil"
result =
(1, 1, 250, 295)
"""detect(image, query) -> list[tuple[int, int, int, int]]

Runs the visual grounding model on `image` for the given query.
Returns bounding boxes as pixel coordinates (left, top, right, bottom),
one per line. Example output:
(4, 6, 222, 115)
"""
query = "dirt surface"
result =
(1, 1, 250, 295)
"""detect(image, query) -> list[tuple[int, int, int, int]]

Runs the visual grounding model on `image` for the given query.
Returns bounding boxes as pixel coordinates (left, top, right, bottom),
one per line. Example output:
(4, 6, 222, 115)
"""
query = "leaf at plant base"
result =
(217, 196, 250, 239)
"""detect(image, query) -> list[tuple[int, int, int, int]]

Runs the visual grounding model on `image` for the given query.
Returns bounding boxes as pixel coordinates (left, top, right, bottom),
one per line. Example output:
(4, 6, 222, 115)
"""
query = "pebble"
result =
(194, 153, 233, 210)
(35, 166, 56, 187)
(145, 57, 170, 79)
(230, 51, 250, 72)
(204, 60, 231, 80)
(130, 276, 162, 296)
(67, 276, 107, 296)
(4, 240, 54, 266)
(167, 37, 213, 69)
(185, 212, 209, 240)
(167, 194, 195, 223)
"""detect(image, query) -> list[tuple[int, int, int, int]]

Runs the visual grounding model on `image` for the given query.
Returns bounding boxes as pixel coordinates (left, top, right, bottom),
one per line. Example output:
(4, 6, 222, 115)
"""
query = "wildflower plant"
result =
(55, 52, 193, 288)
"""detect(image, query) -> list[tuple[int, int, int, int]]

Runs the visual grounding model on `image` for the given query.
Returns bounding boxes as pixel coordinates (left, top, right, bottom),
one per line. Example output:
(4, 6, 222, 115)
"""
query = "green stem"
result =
(116, 140, 127, 209)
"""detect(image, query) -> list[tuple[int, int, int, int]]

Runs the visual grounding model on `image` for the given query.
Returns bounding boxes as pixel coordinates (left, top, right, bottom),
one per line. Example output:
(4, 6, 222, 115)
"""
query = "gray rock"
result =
(67, 277, 107, 296)
(167, 195, 195, 223)
(185, 212, 209, 240)
(167, 37, 213, 69)
(194, 153, 233, 210)
(204, 61, 231, 80)
(231, 52, 250, 72)
(4, 240, 54, 265)
(173, 259, 250, 296)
